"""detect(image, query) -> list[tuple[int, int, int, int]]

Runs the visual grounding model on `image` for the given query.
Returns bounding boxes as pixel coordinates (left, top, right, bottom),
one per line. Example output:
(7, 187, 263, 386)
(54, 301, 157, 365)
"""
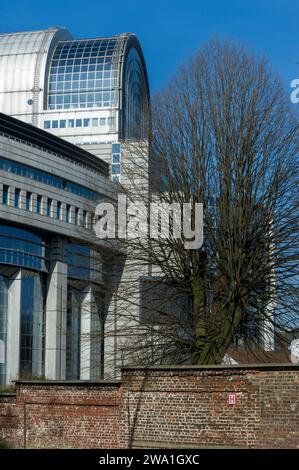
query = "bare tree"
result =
(100, 38, 299, 370)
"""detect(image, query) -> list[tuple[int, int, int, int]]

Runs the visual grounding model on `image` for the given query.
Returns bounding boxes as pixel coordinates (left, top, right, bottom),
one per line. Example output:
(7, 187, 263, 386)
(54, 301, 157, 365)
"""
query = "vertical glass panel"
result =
(0, 276, 8, 385)
(66, 288, 81, 379)
(20, 272, 45, 379)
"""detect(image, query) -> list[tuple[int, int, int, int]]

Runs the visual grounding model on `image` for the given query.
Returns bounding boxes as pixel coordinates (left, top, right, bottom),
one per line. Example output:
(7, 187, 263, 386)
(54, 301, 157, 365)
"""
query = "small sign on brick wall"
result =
(228, 393, 236, 405)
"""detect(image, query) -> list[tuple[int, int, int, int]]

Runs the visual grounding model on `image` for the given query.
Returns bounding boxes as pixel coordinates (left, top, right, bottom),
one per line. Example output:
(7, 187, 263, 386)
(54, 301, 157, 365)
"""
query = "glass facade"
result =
(20, 272, 45, 379)
(66, 288, 81, 379)
(123, 47, 149, 140)
(0, 225, 46, 272)
(48, 39, 119, 110)
(111, 143, 121, 182)
(0, 275, 8, 385)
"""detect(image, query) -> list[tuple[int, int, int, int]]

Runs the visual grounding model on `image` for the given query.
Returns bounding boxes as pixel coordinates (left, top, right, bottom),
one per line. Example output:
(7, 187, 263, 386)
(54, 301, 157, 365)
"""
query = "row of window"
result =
(2, 185, 91, 228)
(49, 78, 117, 92)
(53, 39, 118, 60)
(0, 156, 102, 202)
(48, 92, 118, 110)
(111, 143, 121, 183)
(49, 70, 118, 82)
(44, 116, 115, 130)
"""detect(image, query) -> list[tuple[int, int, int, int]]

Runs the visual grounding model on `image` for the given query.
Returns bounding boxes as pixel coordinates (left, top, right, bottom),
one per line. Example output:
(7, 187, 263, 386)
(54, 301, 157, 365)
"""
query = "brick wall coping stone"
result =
(121, 363, 299, 371)
(15, 380, 122, 386)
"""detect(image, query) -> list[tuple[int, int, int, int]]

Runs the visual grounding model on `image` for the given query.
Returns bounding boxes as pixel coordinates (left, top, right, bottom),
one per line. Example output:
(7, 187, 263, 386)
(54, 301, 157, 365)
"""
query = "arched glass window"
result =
(48, 39, 119, 110)
(122, 47, 149, 140)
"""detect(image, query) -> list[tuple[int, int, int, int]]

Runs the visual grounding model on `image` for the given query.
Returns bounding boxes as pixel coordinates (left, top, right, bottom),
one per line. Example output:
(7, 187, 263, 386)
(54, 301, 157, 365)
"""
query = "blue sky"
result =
(0, 0, 298, 95)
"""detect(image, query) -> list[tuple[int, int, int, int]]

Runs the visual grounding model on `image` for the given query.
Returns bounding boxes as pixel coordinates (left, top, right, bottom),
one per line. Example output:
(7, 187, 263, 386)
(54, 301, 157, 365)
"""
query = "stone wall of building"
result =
(0, 365, 298, 449)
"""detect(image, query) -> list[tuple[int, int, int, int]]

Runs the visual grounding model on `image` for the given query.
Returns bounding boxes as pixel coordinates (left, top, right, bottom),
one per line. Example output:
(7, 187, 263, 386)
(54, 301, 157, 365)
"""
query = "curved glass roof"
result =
(48, 38, 121, 110)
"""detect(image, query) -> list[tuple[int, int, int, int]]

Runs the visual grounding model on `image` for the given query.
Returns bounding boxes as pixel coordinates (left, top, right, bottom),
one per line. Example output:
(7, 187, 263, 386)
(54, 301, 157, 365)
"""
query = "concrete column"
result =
(78, 208, 84, 226)
(6, 269, 22, 383)
(45, 261, 67, 380)
(19, 189, 26, 209)
(70, 206, 75, 224)
(80, 287, 92, 380)
(8, 186, 15, 207)
(85, 212, 92, 230)
(80, 287, 101, 379)
(31, 193, 37, 213)
(51, 200, 57, 219)
(41, 196, 47, 216)
(61, 202, 66, 222)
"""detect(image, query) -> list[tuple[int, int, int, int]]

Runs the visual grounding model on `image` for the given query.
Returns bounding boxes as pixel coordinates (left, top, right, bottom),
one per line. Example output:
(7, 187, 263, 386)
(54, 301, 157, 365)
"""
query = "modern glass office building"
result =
(0, 27, 150, 384)
(0, 28, 150, 163)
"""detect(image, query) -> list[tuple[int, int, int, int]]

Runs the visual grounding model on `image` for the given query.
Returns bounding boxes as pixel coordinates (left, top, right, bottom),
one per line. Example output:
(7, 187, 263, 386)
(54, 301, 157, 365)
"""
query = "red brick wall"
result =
(0, 365, 298, 449)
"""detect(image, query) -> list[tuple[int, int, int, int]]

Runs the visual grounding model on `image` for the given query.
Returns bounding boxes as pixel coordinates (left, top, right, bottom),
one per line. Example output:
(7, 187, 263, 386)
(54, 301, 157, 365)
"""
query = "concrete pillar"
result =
(80, 287, 92, 380)
(8, 186, 15, 207)
(31, 193, 37, 213)
(6, 269, 22, 383)
(78, 208, 84, 226)
(41, 196, 47, 216)
(85, 212, 91, 230)
(19, 189, 26, 209)
(61, 202, 66, 222)
(45, 261, 67, 380)
(80, 287, 101, 379)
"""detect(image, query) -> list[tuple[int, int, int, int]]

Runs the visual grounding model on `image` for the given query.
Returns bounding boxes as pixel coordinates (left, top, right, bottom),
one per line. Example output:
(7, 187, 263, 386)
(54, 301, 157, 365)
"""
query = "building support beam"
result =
(45, 261, 67, 380)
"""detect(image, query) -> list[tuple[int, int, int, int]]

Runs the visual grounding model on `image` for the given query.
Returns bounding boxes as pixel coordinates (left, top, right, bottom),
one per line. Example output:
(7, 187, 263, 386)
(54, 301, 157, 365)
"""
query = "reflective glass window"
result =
(15, 188, 20, 208)
(47, 39, 120, 110)
(0, 225, 46, 271)
(2, 185, 8, 205)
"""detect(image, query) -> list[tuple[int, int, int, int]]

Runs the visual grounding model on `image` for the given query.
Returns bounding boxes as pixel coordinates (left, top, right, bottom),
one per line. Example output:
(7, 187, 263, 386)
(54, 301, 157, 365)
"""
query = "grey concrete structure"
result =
(0, 27, 150, 384)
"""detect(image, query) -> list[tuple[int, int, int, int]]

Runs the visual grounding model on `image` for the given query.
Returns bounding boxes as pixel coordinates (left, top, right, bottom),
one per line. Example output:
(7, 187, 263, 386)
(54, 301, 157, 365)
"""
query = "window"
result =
(48, 38, 119, 110)
(91, 118, 98, 126)
(59, 120, 66, 128)
(66, 204, 71, 223)
(74, 207, 79, 225)
(108, 116, 115, 126)
(25, 192, 32, 211)
(47, 198, 52, 217)
(112, 143, 120, 153)
(57, 201, 62, 220)
(68, 119, 75, 128)
(52, 120, 59, 129)
(44, 121, 51, 129)
(2, 185, 8, 205)
(99, 117, 106, 126)
(76, 119, 82, 127)
(83, 118, 90, 127)
(112, 164, 120, 174)
(15, 188, 20, 208)
(111, 143, 121, 181)
(36, 195, 42, 214)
